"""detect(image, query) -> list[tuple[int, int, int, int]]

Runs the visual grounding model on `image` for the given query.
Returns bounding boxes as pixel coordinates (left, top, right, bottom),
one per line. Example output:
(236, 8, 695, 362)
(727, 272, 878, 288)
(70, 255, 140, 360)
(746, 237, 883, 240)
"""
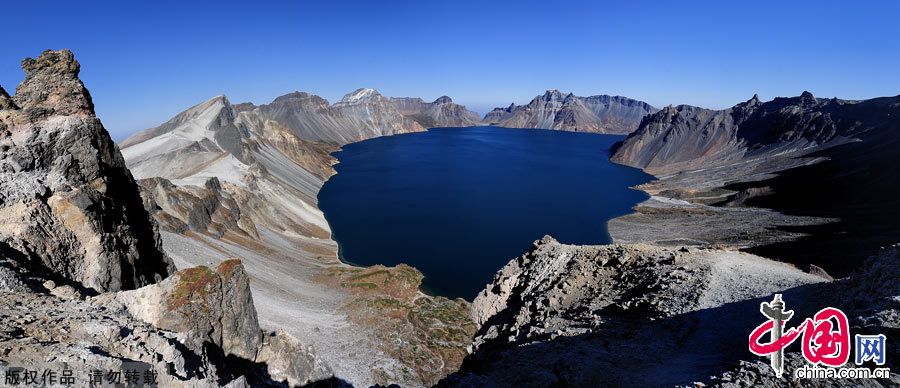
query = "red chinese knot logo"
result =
(749, 297, 850, 370)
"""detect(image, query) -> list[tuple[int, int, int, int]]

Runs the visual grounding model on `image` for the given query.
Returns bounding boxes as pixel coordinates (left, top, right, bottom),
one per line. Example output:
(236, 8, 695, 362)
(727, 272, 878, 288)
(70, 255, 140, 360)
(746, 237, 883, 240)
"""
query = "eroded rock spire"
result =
(0, 49, 174, 292)
(13, 49, 94, 120)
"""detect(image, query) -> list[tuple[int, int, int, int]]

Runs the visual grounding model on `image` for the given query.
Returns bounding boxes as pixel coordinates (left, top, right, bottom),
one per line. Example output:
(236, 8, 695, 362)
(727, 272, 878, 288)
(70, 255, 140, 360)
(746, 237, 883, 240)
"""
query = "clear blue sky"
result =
(2, 0, 898, 140)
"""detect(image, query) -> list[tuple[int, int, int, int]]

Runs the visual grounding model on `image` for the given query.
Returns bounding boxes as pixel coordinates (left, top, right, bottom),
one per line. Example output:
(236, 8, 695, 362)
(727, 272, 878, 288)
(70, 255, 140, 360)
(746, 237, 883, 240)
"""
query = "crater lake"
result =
(318, 126, 653, 299)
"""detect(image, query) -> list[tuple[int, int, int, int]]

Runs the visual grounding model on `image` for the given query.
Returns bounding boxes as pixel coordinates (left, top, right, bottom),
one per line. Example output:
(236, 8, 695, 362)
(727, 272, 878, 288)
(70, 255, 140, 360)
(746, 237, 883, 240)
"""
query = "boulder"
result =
(106, 259, 333, 385)
(111, 259, 261, 360)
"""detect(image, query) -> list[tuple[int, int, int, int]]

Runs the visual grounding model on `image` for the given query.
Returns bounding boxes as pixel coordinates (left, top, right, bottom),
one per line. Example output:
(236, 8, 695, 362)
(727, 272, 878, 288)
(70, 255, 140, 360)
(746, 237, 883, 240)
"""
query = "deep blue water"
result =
(318, 126, 652, 300)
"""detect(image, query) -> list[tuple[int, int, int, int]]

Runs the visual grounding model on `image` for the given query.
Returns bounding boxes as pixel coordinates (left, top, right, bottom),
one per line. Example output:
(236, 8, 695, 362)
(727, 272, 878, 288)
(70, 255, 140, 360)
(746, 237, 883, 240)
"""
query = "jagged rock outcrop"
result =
(255, 330, 333, 387)
(0, 86, 15, 111)
(139, 177, 259, 238)
(468, 236, 824, 351)
(443, 236, 899, 387)
(0, 262, 226, 386)
(441, 236, 830, 386)
(1, 252, 332, 387)
(390, 96, 482, 128)
(0, 49, 174, 292)
(484, 90, 657, 134)
(104, 260, 261, 359)
(95, 259, 332, 386)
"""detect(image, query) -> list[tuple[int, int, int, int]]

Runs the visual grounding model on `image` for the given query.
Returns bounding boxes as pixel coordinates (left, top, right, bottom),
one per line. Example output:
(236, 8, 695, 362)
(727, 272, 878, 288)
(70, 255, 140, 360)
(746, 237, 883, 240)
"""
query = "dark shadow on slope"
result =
(206, 342, 353, 388)
(0, 241, 102, 296)
(724, 117, 900, 278)
(440, 281, 897, 387)
(301, 376, 354, 388)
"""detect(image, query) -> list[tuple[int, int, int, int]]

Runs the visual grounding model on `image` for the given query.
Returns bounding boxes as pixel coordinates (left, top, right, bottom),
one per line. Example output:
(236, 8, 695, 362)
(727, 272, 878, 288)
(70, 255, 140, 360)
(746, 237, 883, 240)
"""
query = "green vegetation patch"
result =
(167, 266, 219, 310)
(216, 259, 242, 280)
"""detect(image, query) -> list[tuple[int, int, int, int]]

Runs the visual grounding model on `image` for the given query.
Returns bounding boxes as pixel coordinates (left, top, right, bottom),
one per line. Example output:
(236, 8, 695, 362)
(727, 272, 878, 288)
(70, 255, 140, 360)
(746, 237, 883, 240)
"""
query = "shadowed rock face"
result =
(1, 252, 334, 387)
(484, 90, 657, 134)
(0, 49, 174, 292)
(135, 259, 333, 386)
(139, 176, 259, 239)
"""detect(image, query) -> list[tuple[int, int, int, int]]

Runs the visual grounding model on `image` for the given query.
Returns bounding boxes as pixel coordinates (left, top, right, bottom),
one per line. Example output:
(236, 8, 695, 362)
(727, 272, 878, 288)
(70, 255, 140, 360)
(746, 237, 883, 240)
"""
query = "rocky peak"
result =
(540, 89, 566, 102)
(433, 95, 453, 104)
(119, 94, 246, 155)
(207, 94, 230, 105)
(800, 90, 815, 99)
(13, 49, 94, 120)
(266, 91, 332, 112)
(232, 101, 257, 113)
(272, 91, 314, 103)
(336, 87, 383, 105)
(661, 104, 680, 117)
(0, 49, 174, 292)
(184, 95, 234, 122)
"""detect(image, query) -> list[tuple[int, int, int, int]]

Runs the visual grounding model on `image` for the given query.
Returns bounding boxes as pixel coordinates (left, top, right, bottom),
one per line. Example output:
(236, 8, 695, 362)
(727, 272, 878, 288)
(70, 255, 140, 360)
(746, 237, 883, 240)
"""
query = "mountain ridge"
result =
(120, 89, 475, 386)
(484, 89, 658, 134)
(389, 95, 482, 128)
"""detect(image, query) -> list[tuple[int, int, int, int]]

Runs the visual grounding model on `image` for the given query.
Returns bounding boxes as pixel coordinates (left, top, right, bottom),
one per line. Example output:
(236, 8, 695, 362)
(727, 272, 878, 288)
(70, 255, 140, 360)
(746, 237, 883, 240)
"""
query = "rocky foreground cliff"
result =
(439, 237, 899, 387)
(0, 50, 334, 387)
(0, 50, 173, 293)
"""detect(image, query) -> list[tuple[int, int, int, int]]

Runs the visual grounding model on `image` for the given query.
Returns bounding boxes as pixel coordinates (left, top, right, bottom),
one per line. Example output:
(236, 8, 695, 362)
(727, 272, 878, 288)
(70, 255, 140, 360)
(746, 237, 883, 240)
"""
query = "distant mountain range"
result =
(122, 88, 427, 147)
(611, 91, 860, 174)
(390, 95, 482, 128)
(484, 90, 658, 134)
